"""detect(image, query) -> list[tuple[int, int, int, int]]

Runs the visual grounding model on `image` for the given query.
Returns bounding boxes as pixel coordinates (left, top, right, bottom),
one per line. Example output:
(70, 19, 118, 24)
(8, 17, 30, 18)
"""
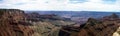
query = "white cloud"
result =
(0, 0, 120, 12)
(88, 0, 102, 3)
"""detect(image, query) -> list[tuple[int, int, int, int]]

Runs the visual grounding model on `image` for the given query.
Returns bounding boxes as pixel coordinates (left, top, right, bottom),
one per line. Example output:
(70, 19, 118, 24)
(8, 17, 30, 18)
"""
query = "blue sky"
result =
(0, 0, 120, 12)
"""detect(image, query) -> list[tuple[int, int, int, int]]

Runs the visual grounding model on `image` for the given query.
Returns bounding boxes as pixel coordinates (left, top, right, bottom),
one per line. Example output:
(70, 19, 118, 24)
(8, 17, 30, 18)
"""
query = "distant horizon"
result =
(0, 8, 120, 12)
(25, 10, 120, 12)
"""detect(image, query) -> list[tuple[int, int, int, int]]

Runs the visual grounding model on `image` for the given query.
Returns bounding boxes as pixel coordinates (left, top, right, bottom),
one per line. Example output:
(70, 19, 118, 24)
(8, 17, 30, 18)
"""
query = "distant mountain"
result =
(25, 11, 120, 25)
(25, 11, 120, 18)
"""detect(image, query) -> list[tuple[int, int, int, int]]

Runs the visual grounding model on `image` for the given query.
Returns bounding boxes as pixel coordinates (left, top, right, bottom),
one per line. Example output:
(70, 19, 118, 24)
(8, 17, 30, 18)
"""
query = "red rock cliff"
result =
(0, 9, 34, 36)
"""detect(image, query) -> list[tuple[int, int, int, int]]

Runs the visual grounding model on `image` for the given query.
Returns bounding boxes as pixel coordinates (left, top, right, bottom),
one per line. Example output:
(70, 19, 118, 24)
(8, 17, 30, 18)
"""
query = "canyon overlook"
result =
(0, 9, 120, 36)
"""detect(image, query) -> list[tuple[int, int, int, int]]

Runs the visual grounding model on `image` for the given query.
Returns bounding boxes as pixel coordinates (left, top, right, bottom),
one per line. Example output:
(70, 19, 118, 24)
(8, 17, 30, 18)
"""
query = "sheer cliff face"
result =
(0, 9, 33, 36)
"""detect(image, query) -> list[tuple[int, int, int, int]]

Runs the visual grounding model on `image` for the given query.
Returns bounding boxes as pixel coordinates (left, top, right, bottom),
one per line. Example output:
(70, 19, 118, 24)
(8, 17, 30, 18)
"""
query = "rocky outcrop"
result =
(58, 13, 120, 36)
(78, 17, 119, 36)
(113, 27, 120, 36)
(0, 9, 34, 36)
(102, 13, 119, 21)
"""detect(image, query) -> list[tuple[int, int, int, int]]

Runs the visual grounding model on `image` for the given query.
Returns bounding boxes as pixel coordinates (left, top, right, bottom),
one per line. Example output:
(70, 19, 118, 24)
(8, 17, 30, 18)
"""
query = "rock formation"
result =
(58, 13, 120, 36)
(102, 13, 119, 21)
(0, 9, 34, 36)
(78, 17, 119, 36)
(1, 9, 119, 36)
(25, 12, 76, 36)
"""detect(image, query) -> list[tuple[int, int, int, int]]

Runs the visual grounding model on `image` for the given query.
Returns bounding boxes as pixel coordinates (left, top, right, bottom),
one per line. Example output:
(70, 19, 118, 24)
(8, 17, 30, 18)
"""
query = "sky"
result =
(0, 0, 120, 12)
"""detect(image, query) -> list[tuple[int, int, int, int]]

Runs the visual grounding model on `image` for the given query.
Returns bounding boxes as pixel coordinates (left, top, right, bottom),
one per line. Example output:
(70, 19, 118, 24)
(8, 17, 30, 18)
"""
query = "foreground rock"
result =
(0, 9, 34, 36)
(78, 16, 119, 36)
(113, 27, 120, 36)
